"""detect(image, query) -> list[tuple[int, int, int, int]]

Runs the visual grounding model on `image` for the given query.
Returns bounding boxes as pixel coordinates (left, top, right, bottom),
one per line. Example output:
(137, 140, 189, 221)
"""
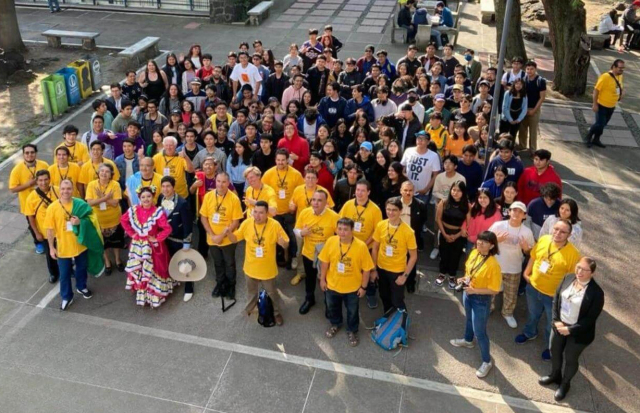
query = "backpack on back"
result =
(257, 289, 276, 328)
(413, 8, 429, 26)
(371, 308, 410, 350)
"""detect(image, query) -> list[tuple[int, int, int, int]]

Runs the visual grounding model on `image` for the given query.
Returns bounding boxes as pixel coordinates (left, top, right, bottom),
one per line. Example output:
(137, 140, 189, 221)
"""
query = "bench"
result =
(248, 1, 273, 25)
(587, 31, 614, 50)
(118, 37, 161, 61)
(415, 24, 433, 49)
(540, 28, 551, 47)
(41, 30, 100, 50)
(480, 0, 495, 24)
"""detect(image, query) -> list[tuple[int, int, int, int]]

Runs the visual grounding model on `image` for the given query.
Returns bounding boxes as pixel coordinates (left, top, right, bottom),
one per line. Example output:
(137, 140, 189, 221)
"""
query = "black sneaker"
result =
(61, 298, 73, 311)
(448, 277, 457, 290)
(226, 285, 236, 300)
(212, 283, 222, 297)
(76, 288, 93, 299)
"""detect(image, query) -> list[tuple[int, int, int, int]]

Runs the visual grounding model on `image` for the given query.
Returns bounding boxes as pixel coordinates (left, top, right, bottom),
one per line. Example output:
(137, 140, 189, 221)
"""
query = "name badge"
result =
(212, 213, 220, 224)
(255, 246, 264, 258)
(99, 202, 107, 211)
(278, 189, 286, 199)
(287, 158, 294, 165)
(163, 167, 171, 176)
(66, 221, 73, 232)
(337, 262, 345, 273)
(354, 222, 362, 232)
(385, 245, 394, 257)
(539, 260, 550, 274)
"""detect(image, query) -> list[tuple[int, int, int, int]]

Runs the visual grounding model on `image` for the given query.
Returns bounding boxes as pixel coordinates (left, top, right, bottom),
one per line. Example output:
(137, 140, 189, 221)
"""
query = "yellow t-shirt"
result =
(262, 166, 304, 215)
(9, 160, 49, 214)
(244, 183, 278, 216)
(54, 142, 90, 164)
(24, 185, 59, 235)
(85, 180, 122, 228)
(465, 249, 502, 292)
(153, 153, 189, 198)
(200, 190, 243, 246)
(339, 199, 383, 243)
(48, 163, 81, 197)
(595, 72, 623, 108)
(78, 158, 120, 185)
(426, 123, 449, 157)
(233, 217, 289, 280)
(445, 137, 473, 158)
(43, 199, 88, 258)
(529, 235, 581, 297)
(125, 173, 163, 204)
(290, 184, 335, 218)
(373, 220, 417, 273)
(318, 235, 375, 294)
(294, 207, 339, 259)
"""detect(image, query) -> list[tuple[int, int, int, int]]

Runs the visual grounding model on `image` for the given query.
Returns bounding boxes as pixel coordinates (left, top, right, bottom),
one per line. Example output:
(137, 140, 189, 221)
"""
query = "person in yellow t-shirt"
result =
(24, 170, 59, 282)
(243, 166, 277, 217)
(9, 144, 49, 253)
(226, 201, 289, 326)
(319, 218, 375, 347)
(262, 148, 304, 269)
(517, 219, 581, 358)
(201, 171, 244, 300)
(153, 136, 194, 198)
(44, 179, 93, 311)
(289, 166, 335, 285)
(586, 60, 625, 148)
(450, 231, 502, 378)
(85, 164, 124, 275)
(54, 124, 90, 166)
(294, 190, 339, 315)
(78, 141, 120, 195)
(371, 197, 418, 314)
(48, 146, 82, 197)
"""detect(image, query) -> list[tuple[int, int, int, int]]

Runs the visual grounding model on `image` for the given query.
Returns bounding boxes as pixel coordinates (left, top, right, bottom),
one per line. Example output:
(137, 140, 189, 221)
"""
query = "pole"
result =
(483, 0, 514, 177)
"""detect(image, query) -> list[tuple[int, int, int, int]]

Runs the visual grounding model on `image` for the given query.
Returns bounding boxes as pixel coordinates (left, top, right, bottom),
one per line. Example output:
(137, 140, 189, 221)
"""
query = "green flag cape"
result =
(71, 198, 105, 277)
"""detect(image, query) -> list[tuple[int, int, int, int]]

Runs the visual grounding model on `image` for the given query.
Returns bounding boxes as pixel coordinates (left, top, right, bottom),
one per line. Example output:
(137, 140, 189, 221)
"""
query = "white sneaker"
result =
(438, 46, 444, 51)
(450, 338, 475, 348)
(476, 361, 493, 378)
(183, 293, 193, 302)
(429, 248, 439, 259)
(503, 315, 518, 329)
(291, 259, 298, 270)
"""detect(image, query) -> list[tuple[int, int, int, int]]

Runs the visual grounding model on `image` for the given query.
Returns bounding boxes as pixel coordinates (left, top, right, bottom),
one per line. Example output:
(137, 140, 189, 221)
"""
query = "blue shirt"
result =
(457, 160, 484, 200)
(484, 156, 524, 183)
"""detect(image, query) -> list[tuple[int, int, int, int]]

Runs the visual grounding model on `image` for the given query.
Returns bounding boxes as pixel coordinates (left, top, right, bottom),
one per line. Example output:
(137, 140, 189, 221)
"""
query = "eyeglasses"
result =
(576, 265, 592, 273)
(24, 151, 36, 155)
(552, 228, 569, 234)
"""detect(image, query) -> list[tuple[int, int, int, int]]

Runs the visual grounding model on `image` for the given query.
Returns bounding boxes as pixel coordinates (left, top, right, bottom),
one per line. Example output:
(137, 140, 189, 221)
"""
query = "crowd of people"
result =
(9, 27, 608, 401)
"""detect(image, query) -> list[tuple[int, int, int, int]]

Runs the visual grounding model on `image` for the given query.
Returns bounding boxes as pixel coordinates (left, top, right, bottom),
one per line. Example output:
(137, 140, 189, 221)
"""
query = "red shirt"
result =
(277, 134, 310, 173)
(196, 66, 214, 81)
(316, 163, 335, 197)
(517, 165, 562, 206)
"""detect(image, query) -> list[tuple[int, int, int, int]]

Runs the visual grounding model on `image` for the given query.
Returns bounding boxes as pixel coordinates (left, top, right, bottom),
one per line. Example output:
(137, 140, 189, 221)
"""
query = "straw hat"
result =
(169, 249, 207, 282)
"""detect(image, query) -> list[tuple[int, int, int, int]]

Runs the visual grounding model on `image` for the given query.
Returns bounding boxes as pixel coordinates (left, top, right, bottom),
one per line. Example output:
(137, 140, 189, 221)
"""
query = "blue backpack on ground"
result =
(371, 308, 410, 350)
(257, 289, 275, 328)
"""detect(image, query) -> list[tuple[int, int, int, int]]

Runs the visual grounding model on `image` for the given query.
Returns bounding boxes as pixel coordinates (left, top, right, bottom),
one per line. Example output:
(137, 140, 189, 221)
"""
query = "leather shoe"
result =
(554, 383, 571, 401)
(49, 274, 58, 284)
(212, 284, 222, 297)
(592, 140, 606, 148)
(299, 300, 315, 315)
(539, 374, 562, 386)
(226, 285, 236, 300)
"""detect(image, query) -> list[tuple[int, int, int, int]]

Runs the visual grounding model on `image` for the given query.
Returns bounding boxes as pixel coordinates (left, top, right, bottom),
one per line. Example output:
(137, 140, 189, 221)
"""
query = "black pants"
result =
(550, 329, 589, 384)
(274, 213, 297, 261)
(378, 267, 406, 313)
(166, 239, 194, 294)
(625, 22, 640, 46)
(42, 239, 60, 277)
(439, 231, 466, 277)
(586, 104, 615, 144)
(500, 119, 522, 140)
(196, 219, 209, 259)
(26, 216, 39, 246)
(211, 244, 237, 288)
(406, 251, 418, 289)
(302, 256, 318, 302)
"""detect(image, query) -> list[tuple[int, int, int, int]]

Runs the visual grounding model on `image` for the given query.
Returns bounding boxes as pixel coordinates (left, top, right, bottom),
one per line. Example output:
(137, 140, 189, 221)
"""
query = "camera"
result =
(454, 278, 470, 293)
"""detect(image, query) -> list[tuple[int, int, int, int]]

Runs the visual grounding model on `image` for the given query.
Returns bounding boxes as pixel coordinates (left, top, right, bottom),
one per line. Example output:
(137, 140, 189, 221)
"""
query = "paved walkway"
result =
(3, 3, 640, 413)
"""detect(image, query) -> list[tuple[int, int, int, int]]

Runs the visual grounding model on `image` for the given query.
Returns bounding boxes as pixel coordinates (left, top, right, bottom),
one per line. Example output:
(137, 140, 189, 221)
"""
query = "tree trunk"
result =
(0, 0, 26, 53)
(541, 0, 589, 96)
(494, 0, 527, 62)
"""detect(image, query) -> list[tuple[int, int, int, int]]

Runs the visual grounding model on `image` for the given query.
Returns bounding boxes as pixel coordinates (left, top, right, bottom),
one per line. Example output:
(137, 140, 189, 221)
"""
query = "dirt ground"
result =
(0, 44, 128, 162)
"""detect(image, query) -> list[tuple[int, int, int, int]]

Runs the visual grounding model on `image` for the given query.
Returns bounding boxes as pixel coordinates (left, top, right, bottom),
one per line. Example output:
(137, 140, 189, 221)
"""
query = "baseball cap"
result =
(415, 130, 430, 140)
(509, 201, 527, 212)
(191, 77, 202, 85)
(478, 80, 490, 87)
(360, 141, 373, 151)
(452, 84, 464, 91)
(435, 93, 446, 102)
(634, 0, 640, 6)
(171, 109, 181, 115)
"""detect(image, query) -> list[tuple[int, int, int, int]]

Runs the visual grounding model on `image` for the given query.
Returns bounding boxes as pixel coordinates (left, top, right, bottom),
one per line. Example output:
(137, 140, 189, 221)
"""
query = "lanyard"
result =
(25, 162, 37, 179)
(339, 241, 352, 262)
(276, 167, 288, 188)
(65, 143, 77, 161)
(387, 222, 401, 244)
(304, 186, 315, 207)
(98, 181, 110, 195)
(163, 154, 176, 168)
(61, 201, 73, 220)
(253, 220, 268, 246)
(251, 185, 263, 201)
(91, 159, 103, 180)
(57, 164, 69, 181)
(546, 242, 565, 261)
(468, 253, 489, 279)
(215, 190, 227, 212)
(355, 200, 369, 221)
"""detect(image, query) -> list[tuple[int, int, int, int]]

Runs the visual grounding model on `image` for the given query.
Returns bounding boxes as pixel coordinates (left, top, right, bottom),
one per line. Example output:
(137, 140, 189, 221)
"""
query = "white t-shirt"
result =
(432, 172, 466, 203)
(400, 148, 440, 193)
(230, 63, 262, 92)
(488, 220, 535, 274)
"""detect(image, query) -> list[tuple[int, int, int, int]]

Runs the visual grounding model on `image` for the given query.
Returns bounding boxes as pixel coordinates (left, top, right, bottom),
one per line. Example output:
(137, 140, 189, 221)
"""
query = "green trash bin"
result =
(67, 60, 93, 99)
(41, 74, 68, 117)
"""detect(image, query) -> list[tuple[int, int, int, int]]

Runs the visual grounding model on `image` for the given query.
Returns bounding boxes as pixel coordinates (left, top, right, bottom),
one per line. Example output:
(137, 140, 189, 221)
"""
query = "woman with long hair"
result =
(347, 128, 370, 158)
(181, 58, 197, 94)
(481, 165, 508, 199)
(348, 111, 378, 141)
(436, 180, 470, 289)
(312, 124, 331, 152)
(262, 49, 276, 73)
(446, 120, 474, 158)
(388, 139, 403, 163)
(159, 84, 184, 118)
(163, 110, 182, 136)
(321, 139, 343, 177)
(162, 53, 183, 87)
(540, 199, 583, 247)
(181, 99, 194, 126)
(496, 181, 518, 219)
(301, 90, 315, 111)
(331, 118, 352, 158)
(287, 100, 303, 118)
(138, 60, 168, 102)
(378, 161, 406, 211)
(428, 61, 447, 91)
(183, 44, 203, 69)
(226, 138, 252, 199)
(373, 148, 392, 188)
(500, 77, 528, 139)
(190, 112, 205, 141)
(466, 187, 502, 256)
(146, 128, 164, 157)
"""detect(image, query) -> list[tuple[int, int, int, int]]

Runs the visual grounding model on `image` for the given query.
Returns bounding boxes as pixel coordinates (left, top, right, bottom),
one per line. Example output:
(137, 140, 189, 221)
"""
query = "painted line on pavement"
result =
(55, 310, 588, 413)
(563, 179, 640, 192)
(36, 284, 60, 309)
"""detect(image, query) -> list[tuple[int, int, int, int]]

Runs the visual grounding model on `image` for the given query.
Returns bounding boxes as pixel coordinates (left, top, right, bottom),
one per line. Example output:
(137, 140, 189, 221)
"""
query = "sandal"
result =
(435, 274, 446, 286)
(325, 325, 339, 338)
(347, 332, 359, 347)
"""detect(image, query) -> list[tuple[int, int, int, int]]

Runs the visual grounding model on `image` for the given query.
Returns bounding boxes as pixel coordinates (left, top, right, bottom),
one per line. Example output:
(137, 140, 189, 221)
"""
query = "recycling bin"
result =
(41, 74, 68, 117)
(56, 67, 81, 106)
(67, 60, 93, 98)
(83, 55, 102, 92)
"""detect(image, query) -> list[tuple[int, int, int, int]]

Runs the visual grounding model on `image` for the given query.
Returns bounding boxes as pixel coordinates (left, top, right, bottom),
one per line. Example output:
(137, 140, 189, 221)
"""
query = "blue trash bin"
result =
(56, 67, 81, 106)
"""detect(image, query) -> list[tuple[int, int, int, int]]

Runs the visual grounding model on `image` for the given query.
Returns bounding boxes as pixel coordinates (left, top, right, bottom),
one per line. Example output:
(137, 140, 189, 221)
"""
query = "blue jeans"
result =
(463, 292, 492, 363)
(326, 289, 359, 333)
(431, 28, 443, 47)
(523, 283, 554, 347)
(586, 104, 615, 143)
(57, 250, 88, 301)
(400, 25, 417, 43)
(47, 0, 60, 11)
